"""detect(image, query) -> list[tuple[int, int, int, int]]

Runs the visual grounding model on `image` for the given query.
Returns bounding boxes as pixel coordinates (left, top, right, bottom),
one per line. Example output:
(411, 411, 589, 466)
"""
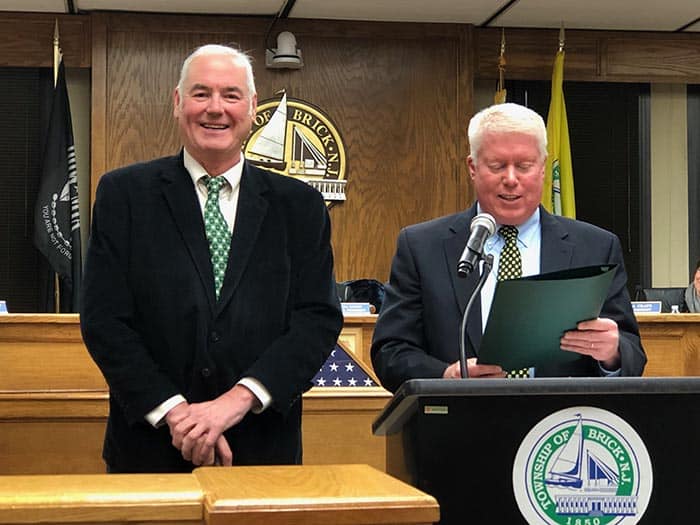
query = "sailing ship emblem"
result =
(243, 92, 347, 205)
(513, 407, 653, 525)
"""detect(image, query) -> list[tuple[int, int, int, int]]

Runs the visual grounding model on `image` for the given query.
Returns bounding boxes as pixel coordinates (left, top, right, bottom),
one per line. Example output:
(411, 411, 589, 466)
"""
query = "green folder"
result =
(477, 265, 617, 371)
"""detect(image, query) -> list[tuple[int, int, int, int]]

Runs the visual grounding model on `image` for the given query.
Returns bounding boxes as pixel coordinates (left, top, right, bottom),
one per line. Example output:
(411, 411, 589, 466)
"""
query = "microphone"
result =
(457, 213, 496, 277)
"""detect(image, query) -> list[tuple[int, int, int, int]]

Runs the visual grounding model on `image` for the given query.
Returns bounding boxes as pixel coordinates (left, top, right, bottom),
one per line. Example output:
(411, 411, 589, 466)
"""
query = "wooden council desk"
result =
(347, 313, 700, 378)
(0, 314, 388, 475)
(636, 313, 700, 376)
(1, 313, 698, 475)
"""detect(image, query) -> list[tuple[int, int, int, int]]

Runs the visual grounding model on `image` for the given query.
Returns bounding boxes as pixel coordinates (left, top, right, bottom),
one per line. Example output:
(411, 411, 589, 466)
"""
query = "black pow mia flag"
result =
(33, 59, 81, 312)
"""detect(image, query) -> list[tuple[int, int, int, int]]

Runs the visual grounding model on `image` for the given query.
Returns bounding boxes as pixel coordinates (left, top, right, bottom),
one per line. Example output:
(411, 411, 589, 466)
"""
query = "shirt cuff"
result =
(598, 362, 621, 377)
(237, 377, 271, 413)
(145, 394, 187, 428)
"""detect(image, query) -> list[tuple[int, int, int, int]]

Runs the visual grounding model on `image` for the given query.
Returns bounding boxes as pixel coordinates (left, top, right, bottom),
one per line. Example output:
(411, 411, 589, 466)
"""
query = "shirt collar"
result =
(475, 204, 540, 248)
(183, 148, 244, 192)
(512, 208, 540, 248)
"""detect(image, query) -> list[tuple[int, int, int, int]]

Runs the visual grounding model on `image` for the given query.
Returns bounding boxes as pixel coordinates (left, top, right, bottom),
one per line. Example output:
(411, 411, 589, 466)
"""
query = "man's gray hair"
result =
(177, 44, 257, 97)
(468, 103, 547, 163)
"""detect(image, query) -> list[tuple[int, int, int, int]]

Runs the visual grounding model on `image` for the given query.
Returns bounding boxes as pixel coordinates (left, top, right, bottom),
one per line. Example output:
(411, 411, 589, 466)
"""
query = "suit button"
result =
(201, 368, 211, 377)
(210, 331, 220, 342)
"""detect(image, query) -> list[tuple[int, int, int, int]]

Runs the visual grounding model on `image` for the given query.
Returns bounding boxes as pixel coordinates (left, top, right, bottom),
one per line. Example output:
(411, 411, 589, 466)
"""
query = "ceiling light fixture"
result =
(266, 31, 303, 69)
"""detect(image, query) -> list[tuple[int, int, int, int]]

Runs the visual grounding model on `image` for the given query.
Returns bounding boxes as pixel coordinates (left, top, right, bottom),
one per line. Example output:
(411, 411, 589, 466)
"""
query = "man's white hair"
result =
(177, 44, 257, 99)
(468, 103, 547, 163)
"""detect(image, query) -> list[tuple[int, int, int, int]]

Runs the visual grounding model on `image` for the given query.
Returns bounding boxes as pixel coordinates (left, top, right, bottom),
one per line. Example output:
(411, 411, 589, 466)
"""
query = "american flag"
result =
(312, 344, 377, 387)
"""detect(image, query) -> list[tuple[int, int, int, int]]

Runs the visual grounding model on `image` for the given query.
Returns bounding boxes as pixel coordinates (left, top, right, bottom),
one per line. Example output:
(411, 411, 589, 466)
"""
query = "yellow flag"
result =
(542, 50, 575, 218)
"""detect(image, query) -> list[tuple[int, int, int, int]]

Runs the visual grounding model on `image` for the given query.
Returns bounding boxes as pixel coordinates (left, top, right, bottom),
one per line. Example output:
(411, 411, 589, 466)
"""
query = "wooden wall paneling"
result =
(100, 13, 274, 171)
(473, 27, 600, 82)
(458, 24, 475, 207)
(604, 34, 700, 82)
(307, 31, 463, 280)
(0, 13, 90, 68)
(105, 31, 185, 166)
(90, 12, 107, 209)
(97, 13, 469, 281)
(272, 19, 467, 280)
(474, 27, 700, 84)
(103, 12, 267, 35)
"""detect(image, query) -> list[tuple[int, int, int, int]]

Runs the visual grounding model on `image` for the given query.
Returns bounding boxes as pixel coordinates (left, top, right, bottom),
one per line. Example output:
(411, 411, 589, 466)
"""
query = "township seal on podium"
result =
(512, 407, 653, 525)
(243, 92, 347, 206)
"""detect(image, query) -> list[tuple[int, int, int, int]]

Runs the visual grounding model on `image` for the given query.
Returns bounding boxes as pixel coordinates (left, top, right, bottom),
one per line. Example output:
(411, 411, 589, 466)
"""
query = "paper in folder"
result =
(477, 264, 617, 372)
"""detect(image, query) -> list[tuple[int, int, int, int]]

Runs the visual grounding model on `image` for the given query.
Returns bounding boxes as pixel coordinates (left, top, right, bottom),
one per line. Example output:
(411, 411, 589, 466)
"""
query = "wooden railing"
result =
(0, 465, 439, 525)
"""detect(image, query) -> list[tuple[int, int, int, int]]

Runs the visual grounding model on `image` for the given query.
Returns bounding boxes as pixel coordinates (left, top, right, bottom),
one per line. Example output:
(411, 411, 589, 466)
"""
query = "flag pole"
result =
(53, 19, 61, 312)
(558, 23, 565, 53)
(542, 22, 576, 218)
(494, 28, 507, 104)
(36, 18, 81, 313)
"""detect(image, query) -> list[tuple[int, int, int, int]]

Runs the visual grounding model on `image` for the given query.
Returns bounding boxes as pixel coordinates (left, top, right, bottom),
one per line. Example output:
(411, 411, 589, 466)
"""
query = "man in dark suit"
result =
(81, 44, 343, 472)
(371, 103, 645, 392)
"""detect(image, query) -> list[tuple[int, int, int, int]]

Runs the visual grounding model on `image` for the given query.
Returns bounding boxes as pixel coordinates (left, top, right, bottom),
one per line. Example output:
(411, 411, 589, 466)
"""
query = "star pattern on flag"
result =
(312, 344, 376, 387)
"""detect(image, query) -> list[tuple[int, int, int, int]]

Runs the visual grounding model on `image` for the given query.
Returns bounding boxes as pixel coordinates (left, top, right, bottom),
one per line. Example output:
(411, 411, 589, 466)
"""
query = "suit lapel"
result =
(216, 162, 269, 311)
(539, 207, 575, 273)
(446, 210, 473, 314)
(445, 204, 483, 356)
(160, 154, 217, 314)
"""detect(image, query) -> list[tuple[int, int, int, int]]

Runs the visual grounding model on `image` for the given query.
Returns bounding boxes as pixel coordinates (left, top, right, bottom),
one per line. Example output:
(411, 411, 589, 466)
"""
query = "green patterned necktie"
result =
(497, 225, 530, 378)
(204, 176, 231, 300)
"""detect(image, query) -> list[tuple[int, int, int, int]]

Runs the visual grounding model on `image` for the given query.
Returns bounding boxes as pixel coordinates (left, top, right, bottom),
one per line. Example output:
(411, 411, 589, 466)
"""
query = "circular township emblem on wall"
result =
(243, 92, 347, 206)
(513, 407, 653, 525)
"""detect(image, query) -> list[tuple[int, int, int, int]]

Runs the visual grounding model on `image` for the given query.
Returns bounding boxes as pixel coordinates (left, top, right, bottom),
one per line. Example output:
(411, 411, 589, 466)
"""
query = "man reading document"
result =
(371, 103, 645, 392)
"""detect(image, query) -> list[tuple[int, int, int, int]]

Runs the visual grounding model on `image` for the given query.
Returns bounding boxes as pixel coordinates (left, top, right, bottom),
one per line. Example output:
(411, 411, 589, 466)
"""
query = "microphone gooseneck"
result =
(459, 254, 493, 378)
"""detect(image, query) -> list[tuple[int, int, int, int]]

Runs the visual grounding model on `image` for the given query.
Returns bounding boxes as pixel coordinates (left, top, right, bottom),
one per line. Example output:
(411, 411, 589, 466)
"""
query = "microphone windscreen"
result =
(470, 213, 496, 236)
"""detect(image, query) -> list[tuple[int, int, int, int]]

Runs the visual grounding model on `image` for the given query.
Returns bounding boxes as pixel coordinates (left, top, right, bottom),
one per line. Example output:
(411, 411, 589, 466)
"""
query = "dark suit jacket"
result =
(80, 153, 343, 472)
(371, 203, 646, 392)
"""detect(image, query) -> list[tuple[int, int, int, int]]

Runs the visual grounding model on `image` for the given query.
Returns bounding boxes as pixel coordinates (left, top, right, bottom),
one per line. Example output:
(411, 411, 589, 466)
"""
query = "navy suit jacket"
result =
(81, 153, 343, 472)
(371, 203, 646, 392)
